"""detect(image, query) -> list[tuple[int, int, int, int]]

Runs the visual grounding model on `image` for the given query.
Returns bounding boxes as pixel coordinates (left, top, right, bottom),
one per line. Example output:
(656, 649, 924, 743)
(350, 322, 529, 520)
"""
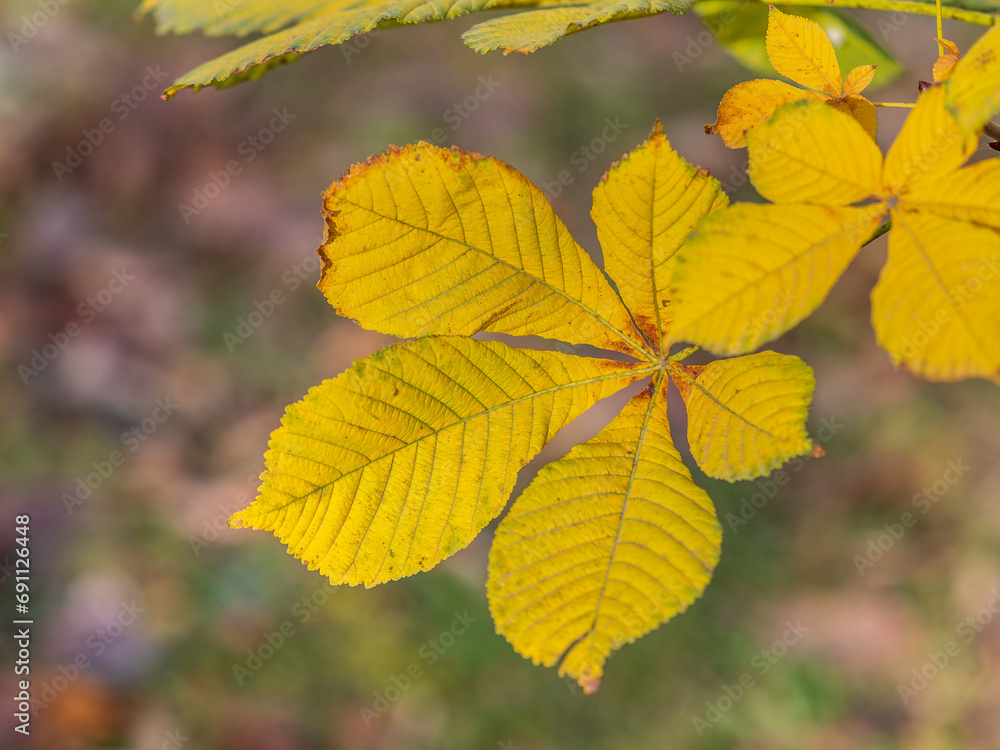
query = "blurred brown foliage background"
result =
(1, 2, 999, 748)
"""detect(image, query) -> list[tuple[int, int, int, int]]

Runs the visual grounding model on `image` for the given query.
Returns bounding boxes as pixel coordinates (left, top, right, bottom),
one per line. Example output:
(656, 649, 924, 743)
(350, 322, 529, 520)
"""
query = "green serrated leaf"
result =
(141, 0, 689, 96)
(463, 0, 692, 54)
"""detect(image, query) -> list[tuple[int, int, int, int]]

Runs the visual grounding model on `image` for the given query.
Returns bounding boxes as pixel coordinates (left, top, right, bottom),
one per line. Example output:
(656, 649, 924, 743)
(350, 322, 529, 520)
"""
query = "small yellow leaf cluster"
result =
(675, 24, 1000, 384)
(707, 7, 878, 148)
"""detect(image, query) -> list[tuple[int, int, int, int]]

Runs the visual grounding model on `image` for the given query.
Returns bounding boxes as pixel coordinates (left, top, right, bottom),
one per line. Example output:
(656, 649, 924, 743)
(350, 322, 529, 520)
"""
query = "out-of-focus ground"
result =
(1, 2, 999, 748)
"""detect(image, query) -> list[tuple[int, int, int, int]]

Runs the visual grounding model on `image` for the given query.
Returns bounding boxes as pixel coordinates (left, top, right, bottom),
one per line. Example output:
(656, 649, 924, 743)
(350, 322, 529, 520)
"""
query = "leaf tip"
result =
(228, 508, 252, 529)
(580, 674, 601, 695)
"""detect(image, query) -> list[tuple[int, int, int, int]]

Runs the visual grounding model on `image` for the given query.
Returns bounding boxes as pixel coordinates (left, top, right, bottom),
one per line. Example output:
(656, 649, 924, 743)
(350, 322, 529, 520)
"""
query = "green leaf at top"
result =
(140, 0, 693, 97)
(462, 0, 691, 54)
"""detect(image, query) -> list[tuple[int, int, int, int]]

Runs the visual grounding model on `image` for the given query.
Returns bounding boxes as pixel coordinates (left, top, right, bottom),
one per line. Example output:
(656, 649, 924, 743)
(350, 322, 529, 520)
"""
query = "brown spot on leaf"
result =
(971, 49, 996, 71)
(631, 313, 659, 349)
(480, 300, 519, 331)
(669, 364, 704, 400)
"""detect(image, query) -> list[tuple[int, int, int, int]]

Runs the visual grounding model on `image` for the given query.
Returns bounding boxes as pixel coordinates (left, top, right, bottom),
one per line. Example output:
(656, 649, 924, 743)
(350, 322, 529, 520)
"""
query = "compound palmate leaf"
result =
(232, 126, 820, 691)
(674, 78, 1000, 383)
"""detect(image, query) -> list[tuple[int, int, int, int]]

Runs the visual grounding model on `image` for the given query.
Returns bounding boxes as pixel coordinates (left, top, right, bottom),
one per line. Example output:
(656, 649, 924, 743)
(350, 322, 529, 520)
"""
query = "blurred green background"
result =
(2, 2, 1000, 748)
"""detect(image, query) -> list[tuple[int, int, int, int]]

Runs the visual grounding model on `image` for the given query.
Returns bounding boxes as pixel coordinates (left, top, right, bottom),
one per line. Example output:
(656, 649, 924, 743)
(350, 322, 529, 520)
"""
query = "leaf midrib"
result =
(563, 370, 662, 673)
(890, 207, 990, 354)
(254, 360, 657, 515)
(668, 362, 778, 442)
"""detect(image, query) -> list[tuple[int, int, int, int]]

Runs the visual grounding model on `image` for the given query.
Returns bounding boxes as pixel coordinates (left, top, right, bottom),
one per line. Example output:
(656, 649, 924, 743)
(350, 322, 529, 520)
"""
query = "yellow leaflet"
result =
(670, 203, 885, 355)
(318, 142, 645, 357)
(592, 120, 728, 353)
(747, 101, 882, 206)
(766, 7, 842, 95)
(488, 377, 721, 694)
(842, 65, 876, 97)
(706, 79, 822, 149)
(932, 39, 961, 83)
(903, 160, 1000, 230)
(872, 210, 1000, 382)
(943, 24, 1000, 137)
(883, 86, 976, 194)
(707, 9, 878, 149)
(669, 353, 816, 481)
(230, 337, 648, 587)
